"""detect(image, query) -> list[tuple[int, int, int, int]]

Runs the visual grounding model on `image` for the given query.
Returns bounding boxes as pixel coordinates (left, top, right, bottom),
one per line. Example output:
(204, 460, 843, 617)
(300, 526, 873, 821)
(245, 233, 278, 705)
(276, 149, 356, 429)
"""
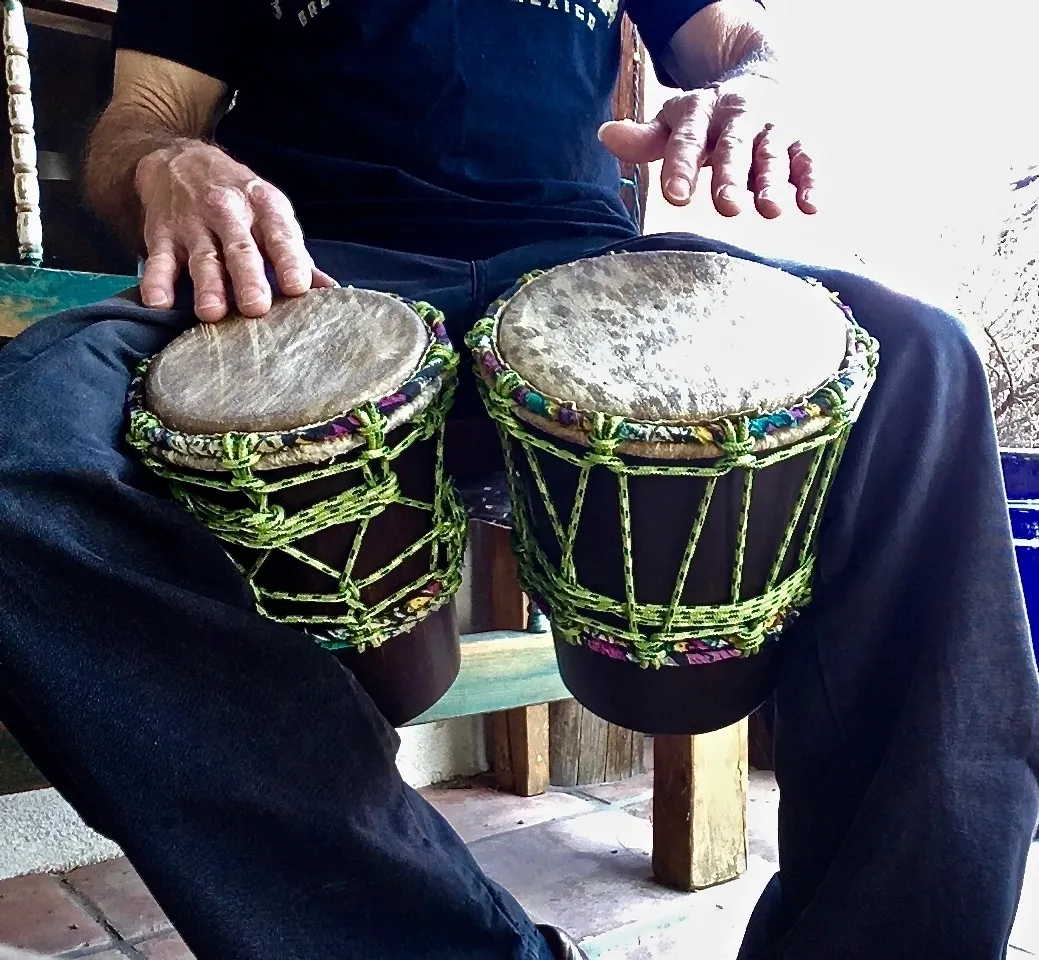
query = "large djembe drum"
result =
(467, 251, 879, 735)
(127, 287, 468, 726)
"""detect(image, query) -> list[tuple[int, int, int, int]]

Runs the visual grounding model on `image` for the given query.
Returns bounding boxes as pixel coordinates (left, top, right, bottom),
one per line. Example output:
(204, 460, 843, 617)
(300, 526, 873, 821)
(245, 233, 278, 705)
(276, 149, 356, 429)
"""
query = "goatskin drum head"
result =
(497, 251, 849, 424)
(145, 287, 429, 435)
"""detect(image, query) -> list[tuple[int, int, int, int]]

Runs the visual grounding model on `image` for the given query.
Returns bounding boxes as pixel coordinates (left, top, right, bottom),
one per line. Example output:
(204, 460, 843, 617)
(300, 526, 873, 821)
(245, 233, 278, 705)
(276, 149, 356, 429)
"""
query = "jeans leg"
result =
(624, 234, 1039, 958)
(0, 247, 552, 960)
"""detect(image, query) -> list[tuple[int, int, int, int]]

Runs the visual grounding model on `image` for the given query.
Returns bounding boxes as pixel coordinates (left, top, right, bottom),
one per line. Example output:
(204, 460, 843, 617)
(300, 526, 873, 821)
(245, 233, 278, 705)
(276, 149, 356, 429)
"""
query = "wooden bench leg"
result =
(489, 705, 550, 797)
(484, 522, 552, 796)
(548, 699, 645, 787)
(651, 719, 749, 891)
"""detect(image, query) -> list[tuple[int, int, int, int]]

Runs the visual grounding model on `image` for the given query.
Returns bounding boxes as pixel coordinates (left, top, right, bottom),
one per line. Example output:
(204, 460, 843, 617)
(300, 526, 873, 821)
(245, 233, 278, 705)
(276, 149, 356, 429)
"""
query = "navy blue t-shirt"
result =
(113, 0, 713, 259)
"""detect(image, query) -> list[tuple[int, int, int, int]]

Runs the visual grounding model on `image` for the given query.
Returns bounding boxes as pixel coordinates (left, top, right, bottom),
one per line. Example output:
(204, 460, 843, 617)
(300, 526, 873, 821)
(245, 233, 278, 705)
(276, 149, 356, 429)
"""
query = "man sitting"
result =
(0, 0, 1036, 957)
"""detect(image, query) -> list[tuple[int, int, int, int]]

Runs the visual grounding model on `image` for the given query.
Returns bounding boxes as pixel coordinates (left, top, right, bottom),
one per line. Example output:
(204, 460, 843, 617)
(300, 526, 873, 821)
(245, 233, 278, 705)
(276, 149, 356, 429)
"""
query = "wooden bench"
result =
(0, 0, 750, 893)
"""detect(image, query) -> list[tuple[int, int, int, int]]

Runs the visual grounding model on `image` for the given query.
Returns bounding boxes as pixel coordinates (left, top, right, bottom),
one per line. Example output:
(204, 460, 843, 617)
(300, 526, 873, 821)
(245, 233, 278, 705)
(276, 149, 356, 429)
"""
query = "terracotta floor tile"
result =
(0, 873, 109, 954)
(138, 932, 195, 959)
(421, 780, 599, 843)
(64, 859, 171, 940)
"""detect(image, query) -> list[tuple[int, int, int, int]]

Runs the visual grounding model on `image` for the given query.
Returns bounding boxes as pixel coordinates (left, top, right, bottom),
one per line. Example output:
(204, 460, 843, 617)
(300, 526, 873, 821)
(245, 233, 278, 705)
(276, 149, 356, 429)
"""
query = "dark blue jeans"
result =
(0, 232, 1036, 960)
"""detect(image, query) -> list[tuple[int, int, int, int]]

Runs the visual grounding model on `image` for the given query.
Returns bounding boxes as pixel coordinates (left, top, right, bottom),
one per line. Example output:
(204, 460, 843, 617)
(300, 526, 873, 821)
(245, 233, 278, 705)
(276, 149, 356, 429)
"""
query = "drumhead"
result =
(146, 287, 430, 435)
(497, 251, 849, 426)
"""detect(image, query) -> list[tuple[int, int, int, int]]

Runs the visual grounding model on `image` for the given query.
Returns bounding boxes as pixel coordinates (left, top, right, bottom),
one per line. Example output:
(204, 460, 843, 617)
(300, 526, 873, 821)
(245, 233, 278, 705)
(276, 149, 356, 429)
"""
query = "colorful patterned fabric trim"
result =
(466, 273, 877, 450)
(576, 622, 788, 667)
(533, 594, 797, 668)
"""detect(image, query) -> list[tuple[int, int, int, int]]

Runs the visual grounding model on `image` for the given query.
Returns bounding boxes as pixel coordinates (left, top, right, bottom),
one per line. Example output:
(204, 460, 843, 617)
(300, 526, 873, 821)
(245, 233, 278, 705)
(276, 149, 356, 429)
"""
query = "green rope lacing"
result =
(129, 361, 467, 654)
(474, 373, 865, 670)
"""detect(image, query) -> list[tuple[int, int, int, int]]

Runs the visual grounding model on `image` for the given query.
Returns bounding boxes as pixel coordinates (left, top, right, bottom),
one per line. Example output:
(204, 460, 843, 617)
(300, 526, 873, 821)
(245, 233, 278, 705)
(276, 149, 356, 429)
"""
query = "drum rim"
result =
(465, 251, 879, 461)
(126, 294, 457, 472)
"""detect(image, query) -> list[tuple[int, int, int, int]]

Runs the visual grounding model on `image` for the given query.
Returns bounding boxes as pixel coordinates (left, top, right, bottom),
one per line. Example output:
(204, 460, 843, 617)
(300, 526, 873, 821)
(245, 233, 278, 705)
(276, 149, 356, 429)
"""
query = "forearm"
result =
(84, 51, 227, 251)
(662, 0, 778, 90)
(84, 107, 194, 251)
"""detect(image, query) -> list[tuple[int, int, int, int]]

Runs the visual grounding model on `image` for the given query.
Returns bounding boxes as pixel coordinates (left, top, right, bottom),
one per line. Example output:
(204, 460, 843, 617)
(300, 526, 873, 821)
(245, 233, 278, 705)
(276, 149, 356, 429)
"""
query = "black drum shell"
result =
(177, 424, 461, 728)
(509, 429, 821, 735)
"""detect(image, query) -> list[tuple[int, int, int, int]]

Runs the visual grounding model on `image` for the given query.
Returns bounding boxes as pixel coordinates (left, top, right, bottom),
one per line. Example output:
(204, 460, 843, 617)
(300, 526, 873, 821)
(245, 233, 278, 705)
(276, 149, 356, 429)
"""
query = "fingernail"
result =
(144, 291, 171, 309)
(719, 185, 740, 205)
(198, 294, 222, 310)
(758, 188, 772, 203)
(283, 269, 306, 290)
(802, 189, 815, 207)
(667, 177, 691, 202)
(239, 287, 265, 307)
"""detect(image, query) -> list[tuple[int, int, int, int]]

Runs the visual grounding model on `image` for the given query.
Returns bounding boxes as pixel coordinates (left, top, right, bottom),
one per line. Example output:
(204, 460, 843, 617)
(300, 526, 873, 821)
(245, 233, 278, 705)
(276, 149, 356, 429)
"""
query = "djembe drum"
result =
(467, 251, 879, 735)
(127, 287, 468, 726)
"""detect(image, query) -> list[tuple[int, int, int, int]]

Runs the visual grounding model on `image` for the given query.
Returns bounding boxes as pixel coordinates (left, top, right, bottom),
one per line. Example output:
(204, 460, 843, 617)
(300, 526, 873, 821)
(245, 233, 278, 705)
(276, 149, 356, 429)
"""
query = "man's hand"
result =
(599, 0, 814, 220)
(600, 73, 815, 219)
(136, 141, 336, 322)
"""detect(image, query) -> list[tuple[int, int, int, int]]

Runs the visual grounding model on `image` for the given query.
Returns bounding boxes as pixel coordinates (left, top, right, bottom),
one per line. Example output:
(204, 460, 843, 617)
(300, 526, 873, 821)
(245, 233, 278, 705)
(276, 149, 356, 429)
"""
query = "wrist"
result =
(666, 0, 780, 90)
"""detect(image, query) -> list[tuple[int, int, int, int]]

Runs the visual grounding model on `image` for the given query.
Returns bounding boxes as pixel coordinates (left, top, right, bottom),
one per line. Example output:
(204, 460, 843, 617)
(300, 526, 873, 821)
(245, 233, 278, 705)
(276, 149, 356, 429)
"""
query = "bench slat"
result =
(0, 264, 137, 339)
(405, 628, 567, 725)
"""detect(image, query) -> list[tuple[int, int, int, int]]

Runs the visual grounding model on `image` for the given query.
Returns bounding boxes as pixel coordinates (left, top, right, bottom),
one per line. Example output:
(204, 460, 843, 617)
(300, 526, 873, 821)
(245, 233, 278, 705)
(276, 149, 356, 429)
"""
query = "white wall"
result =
(396, 717, 487, 788)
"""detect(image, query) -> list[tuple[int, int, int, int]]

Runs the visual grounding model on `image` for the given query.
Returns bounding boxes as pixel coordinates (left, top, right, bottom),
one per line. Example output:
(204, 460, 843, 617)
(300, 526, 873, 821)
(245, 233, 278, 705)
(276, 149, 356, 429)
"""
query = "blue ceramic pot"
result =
(1002, 449, 1039, 666)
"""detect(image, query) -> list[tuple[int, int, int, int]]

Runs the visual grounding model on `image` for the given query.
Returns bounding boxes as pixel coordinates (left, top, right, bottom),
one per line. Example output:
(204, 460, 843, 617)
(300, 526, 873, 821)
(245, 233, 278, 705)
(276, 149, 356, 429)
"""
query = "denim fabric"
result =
(1, 232, 1036, 959)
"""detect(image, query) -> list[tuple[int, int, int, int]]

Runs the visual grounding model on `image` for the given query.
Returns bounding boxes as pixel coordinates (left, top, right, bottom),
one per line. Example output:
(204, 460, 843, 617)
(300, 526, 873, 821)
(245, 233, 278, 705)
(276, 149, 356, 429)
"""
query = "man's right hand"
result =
(135, 140, 336, 322)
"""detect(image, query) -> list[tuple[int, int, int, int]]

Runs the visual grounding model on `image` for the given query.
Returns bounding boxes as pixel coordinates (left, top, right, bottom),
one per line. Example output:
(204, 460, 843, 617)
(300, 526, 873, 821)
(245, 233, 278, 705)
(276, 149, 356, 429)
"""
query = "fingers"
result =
(184, 229, 230, 323)
(139, 230, 180, 310)
(249, 181, 315, 297)
(139, 152, 319, 321)
(641, 78, 816, 220)
(312, 267, 339, 289)
(203, 184, 271, 317)
(708, 100, 759, 216)
(750, 124, 787, 219)
(598, 116, 670, 165)
(659, 93, 715, 205)
(789, 141, 818, 214)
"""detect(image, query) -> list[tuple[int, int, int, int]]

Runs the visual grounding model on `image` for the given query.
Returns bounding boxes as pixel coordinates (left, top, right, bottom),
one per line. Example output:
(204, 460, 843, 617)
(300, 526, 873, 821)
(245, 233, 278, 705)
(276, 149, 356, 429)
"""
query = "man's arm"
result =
(85, 50, 226, 251)
(660, 0, 775, 90)
(84, 50, 333, 321)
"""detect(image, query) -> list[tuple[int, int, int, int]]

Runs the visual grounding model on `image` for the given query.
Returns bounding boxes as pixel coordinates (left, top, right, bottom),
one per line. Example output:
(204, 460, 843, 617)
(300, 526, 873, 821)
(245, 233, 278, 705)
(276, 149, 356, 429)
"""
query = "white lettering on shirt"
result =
(290, 0, 614, 33)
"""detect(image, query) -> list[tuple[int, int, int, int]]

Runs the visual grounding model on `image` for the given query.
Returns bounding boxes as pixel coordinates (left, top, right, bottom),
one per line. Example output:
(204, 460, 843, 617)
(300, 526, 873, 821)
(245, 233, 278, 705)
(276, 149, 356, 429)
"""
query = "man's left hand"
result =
(599, 71, 816, 219)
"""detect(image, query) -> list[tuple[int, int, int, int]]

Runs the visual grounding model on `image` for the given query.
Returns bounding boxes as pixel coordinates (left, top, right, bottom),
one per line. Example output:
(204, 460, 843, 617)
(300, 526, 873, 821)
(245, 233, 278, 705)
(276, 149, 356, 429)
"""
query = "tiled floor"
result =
(0, 770, 1034, 959)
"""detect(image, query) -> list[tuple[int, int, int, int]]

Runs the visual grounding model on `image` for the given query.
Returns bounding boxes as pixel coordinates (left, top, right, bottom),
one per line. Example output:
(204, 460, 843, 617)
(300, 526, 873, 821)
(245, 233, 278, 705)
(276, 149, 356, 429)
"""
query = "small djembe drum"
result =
(127, 287, 468, 726)
(467, 251, 879, 735)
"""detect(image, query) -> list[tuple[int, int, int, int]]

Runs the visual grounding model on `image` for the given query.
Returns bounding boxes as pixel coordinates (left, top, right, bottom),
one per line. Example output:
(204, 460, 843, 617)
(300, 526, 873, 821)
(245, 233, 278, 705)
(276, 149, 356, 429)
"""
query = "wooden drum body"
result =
(467, 251, 879, 735)
(127, 288, 467, 726)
